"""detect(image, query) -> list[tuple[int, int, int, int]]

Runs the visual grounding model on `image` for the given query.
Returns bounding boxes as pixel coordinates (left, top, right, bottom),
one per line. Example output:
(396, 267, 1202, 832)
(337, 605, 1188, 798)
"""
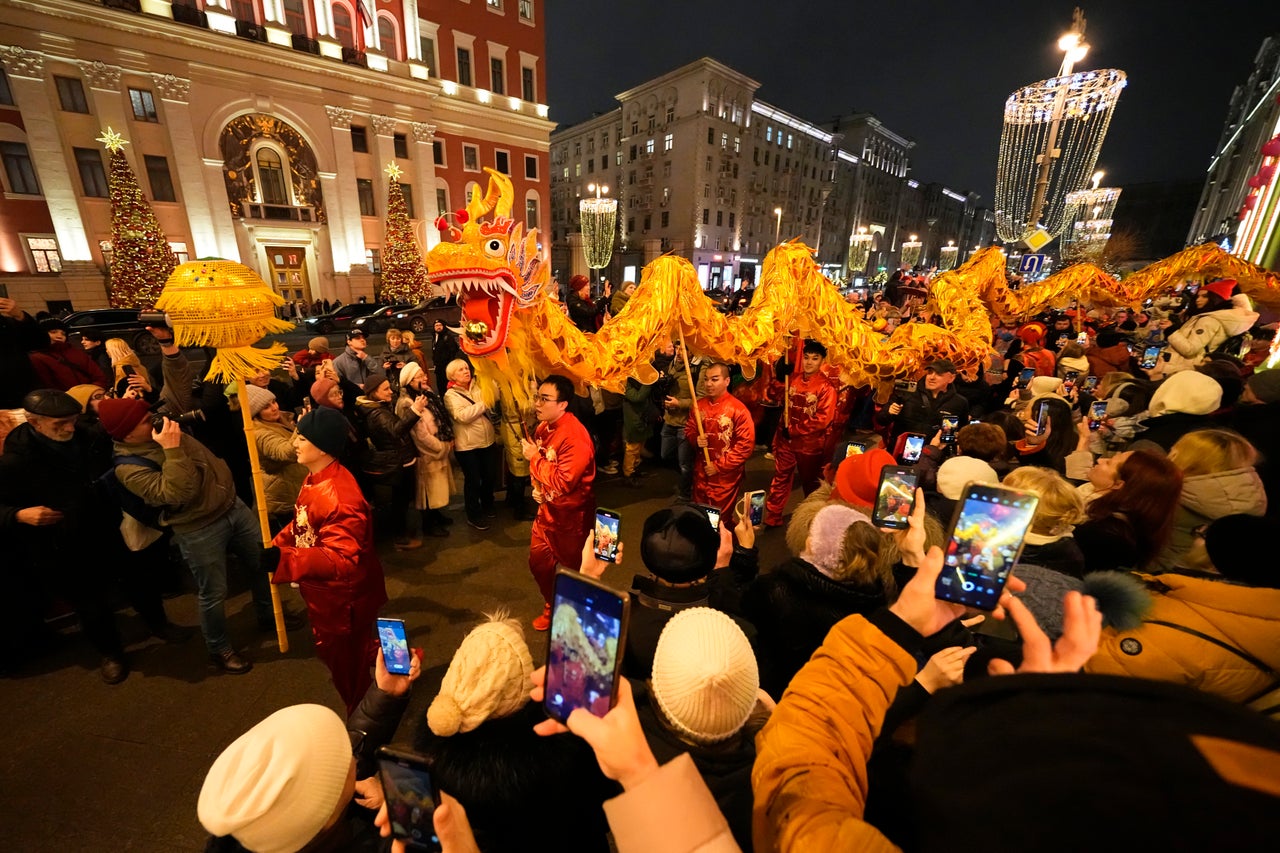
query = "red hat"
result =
(1016, 322, 1046, 346)
(831, 448, 895, 509)
(98, 397, 152, 441)
(1203, 279, 1236, 302)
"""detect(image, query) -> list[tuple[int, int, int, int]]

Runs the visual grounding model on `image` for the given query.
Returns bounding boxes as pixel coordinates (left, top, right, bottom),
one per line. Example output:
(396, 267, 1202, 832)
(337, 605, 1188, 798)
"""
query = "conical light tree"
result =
(98, 127, 176, 307)
(378, 162, 431, 304)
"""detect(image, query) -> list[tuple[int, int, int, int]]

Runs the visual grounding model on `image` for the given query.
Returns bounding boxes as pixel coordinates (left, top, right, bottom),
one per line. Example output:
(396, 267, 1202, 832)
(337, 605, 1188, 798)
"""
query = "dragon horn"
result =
(467, 167, 512, 220)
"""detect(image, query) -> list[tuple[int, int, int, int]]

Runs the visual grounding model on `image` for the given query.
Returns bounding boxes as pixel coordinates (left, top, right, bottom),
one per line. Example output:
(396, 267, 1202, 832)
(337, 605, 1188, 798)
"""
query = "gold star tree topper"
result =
(384, 162, 403, 181)
(96, 126, 128, 152)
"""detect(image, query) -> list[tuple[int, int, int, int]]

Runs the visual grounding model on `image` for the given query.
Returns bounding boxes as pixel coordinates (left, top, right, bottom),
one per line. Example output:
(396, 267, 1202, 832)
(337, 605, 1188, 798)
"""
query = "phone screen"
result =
(845, 441, 867, 457)
(940, 416, 959, 443)
(593, 509, 620, 563)
(936, 485, 1039, 610)
(1076, 332, 1089, 346)
(544, 571, 628, 722)
(901, 434, 925, 463)
(378, 748, 442, 852)
(1140, 346, 1161, 369)
(1017, 367, 1035, 387)
(1063, 371, 1079, 389)
(692, 503, 721, 530)
(1082, 375, 1099, 393)
(748, 490, 766, 526)
(1089, 400, 1108, 430)
(1033, 402, 1049, 437)
(376, 618, 412, 675)
(872, 466, 919, 529)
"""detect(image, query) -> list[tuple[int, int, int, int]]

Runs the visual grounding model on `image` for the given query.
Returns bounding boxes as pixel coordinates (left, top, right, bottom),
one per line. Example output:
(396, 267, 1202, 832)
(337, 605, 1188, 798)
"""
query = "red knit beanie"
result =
(98, 398, 152, 441)
(311, 377, 340, 410)
(831, 448, 895, 509)
(1202, 279, 1236, 302)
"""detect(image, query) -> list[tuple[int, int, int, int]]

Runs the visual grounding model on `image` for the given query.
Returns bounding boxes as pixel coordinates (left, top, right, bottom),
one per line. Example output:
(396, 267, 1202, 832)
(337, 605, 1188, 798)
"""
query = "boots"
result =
(421, 509, 449, 538)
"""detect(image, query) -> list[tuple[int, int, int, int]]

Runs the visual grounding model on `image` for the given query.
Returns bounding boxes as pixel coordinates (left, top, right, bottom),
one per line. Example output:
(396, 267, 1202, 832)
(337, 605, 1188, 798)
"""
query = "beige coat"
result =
(253, 416, 308, 517)
(604, 753, 740, 853)
(444, 383, 495, 451)
(397, 395, 454, 509)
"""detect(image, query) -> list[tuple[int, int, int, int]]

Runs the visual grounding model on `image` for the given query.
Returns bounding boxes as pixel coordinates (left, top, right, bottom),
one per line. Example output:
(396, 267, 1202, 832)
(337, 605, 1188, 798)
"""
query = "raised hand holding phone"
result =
(542, 571, 629, 723)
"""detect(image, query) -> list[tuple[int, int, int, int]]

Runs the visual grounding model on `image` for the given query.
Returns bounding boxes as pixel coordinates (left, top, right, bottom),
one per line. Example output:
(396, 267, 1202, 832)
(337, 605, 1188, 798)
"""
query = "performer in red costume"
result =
(522, 373, 597, 632)
(685, 361, 756, 522)
(765, 340, 837, 526)
(272, 406, 388, 715)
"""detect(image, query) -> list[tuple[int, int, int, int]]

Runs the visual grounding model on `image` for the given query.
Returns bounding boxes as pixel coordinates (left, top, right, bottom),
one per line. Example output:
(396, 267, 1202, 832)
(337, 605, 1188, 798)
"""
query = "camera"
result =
(150, 409, 206, 431)
(137, 310, 171, 327)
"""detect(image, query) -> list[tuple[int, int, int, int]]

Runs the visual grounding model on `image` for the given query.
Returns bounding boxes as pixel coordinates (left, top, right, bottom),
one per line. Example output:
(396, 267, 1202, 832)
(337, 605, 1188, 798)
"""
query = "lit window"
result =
(26, 236, 62, 273)
(518, 0, 533, 21)
(170, 241, 189, 263)
(256, 148, 289, 205)
(645, 138, 654, 154)
(663, 133, 673, 152)
(129, 89, 158, 122)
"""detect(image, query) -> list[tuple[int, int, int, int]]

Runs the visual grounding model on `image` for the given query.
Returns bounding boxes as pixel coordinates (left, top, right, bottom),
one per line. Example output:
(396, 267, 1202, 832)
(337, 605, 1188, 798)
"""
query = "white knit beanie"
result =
(197, 704, 351, 853)
(427, 615, 534, 736)
(1148, 371, 1222, 416)
(936, 456, 1001, 500)
(400, 361, 423, 388)
(246, 384, 276, 418)
(651, 608, 759, 744)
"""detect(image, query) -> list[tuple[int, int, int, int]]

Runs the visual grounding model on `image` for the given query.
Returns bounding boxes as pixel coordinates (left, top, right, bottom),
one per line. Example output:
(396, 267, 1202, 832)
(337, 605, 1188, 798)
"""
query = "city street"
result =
(0, 451, 792, 852)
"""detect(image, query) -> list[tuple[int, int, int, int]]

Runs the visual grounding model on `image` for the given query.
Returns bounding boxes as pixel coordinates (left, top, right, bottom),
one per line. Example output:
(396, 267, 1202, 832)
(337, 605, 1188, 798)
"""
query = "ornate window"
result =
(332, 3, 357, 50)
(377, 14, 399, 59)
(255, 147, 289, 205)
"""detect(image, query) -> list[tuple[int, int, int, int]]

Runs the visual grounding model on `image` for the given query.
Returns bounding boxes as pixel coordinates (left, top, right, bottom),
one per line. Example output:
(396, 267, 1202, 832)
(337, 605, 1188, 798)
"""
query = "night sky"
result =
(546, 1, 1280, 200)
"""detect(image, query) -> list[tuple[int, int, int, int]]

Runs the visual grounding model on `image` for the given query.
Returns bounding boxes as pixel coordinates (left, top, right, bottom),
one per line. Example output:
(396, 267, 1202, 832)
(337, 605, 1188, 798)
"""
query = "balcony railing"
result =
(102, 0, 141, 11)
(242, 201, 317, 223)
(291, 33, 321, 55)
(235, 19, 268, 42)
(342, 47, 368, 68)
(170, 3, 208, 27)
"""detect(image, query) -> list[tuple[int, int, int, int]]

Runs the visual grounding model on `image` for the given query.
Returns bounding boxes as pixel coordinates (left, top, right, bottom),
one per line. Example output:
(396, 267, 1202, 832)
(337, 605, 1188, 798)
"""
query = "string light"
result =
(579, 182, 616, 270)
(100, 127, 176, 307)
(848, 226, 872, 273)
(901, 234, 922, 268)
(379, 164, 430, 303)
(1061, 179, 1122, 262)
(939, 239, 958, 271)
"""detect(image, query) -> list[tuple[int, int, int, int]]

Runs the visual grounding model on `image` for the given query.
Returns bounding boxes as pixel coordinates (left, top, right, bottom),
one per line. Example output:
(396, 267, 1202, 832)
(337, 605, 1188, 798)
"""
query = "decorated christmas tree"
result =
(378, 162, 431, 304)
(99, 127, 177, 308)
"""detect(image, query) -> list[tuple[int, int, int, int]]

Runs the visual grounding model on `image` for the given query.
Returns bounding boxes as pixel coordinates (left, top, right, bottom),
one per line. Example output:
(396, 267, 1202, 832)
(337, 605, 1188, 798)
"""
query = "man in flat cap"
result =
(0, 390, 185, 683)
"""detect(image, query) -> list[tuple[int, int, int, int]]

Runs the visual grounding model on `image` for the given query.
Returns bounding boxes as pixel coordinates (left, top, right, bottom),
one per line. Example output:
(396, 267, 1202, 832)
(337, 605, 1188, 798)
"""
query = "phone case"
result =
(544, 570, 630, 723)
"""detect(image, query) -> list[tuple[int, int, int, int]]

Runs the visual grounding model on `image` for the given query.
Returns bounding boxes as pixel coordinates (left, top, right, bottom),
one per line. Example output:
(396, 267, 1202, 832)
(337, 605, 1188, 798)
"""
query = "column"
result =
(262, 0, 293, 48)
(323, 105, 367, 273)
(369, 114, 397, 219)
(0, 47, 93, 263)
(314, 0, 342, 59)
(152, 73, 233, 259)
(202, 158, 242, 260)
(410, 122, 439, 250)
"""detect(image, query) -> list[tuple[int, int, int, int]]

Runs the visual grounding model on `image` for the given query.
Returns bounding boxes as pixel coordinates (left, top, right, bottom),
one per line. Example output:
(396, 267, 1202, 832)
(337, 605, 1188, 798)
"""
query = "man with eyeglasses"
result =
(521, 374, 596, 631)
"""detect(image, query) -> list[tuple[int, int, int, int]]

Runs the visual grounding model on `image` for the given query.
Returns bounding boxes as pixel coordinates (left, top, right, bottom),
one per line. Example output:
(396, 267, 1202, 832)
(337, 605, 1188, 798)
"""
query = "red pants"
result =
(692, 466, 746, 525)
(313, 629, 378, 717)
(765, 439, 826, 525)
(529, 504, 592, 604)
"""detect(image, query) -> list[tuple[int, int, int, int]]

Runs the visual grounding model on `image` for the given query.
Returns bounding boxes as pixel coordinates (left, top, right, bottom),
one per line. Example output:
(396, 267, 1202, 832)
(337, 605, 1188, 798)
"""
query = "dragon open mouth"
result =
(430, 270, 519, 357)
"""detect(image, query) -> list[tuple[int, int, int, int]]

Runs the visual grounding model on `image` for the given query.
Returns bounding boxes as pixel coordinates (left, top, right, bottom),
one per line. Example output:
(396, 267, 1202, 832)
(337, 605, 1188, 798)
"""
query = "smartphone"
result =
(1081, 375, 1099, 393)
(939, 415, 960, 444)
(543, 570, 629, 723)
(593, 508, 621, 563)
(871, 465, 919, 529)
(901, 433, 926, 464)
(1088, 400, 1108, 431)
(747, 489, 766, 526)
(1062, 370, 1079, 391)
(844, 441, 867, 457)
(691, 502, 721, 530)
(122, 364, 137, 377)
(1076, 331, 1089, 346)
(1033, 401, 1049, 437)
(1140, 346, 1161, 370)
(377, 746, 442, 852)
(1015, 367, 1036, 388)
(936, 484, 1040, 611)
(376, 617, 412, 675)
(0, 283, 8, 298)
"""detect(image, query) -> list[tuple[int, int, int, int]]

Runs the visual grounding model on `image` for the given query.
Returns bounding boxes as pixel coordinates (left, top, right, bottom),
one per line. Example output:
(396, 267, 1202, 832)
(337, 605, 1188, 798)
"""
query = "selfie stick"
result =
(676, 325, 713, 467)
(236, 380, 288, 653)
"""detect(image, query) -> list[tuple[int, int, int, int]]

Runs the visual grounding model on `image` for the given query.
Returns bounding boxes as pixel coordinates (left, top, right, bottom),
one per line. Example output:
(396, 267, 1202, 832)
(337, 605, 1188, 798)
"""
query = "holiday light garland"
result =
(848, 227, 872, 273)
(900, 234, 922, 269)
(99, 127, 177, 308)
(939, 241, 959, 271)
(579, 183, 617, 270)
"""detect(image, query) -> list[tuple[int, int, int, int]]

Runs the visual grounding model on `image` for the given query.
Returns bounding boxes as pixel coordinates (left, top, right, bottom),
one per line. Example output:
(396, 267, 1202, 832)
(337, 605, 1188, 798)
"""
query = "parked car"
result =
(63, 308, 164, 357)
(303, 303, 381, 334)
(390, 296, 460, 335)
(351, 303, 416, 334)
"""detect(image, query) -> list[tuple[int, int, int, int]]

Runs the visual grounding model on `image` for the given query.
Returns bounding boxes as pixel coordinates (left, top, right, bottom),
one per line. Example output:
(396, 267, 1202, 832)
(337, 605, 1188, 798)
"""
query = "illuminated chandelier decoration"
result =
(579, 182, 617, 270)
(1061, 170, 1122, 262)
(848, 226, 873, 273)
(939, 240, 959, 271)
(900, 234, 922, 268)
(995, 8, 1126, 244)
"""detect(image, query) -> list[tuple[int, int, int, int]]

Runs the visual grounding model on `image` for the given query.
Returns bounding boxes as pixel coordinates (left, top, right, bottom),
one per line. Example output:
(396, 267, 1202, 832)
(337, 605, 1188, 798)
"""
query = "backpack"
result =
(98, 454, 165, 529)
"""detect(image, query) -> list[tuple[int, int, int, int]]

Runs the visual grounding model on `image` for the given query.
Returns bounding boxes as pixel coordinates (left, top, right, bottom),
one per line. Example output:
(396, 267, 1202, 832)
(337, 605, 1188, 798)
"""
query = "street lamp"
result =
(579, 182, 616, 271)
(939, 240, 958, 271)
(773, 207, 783, 245)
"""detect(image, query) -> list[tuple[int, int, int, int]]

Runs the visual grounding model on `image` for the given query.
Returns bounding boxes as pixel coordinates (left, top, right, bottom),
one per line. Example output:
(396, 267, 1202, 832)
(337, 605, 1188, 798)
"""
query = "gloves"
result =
(775, 361, 794, 379)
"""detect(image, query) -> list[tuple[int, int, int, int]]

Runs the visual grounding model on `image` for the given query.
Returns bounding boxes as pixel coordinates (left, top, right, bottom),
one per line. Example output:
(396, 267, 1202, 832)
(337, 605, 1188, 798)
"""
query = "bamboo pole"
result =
(236, 381, 288, 653)
(676, 325, 712, 467)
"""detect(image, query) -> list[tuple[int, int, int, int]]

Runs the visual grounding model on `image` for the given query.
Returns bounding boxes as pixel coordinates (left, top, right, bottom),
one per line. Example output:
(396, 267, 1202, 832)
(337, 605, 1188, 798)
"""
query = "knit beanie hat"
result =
(832, 447, 895, 507)
(297, 407, 348, 456)
(400, 361, 423, 389)
(98, 397, 152, 441)
(650, 608, 759, 744)
(362, 372, 389, 398)
(1027, 376, 1063, 398)
(1203, 278, 1236, 302)
(197, 704, 351, 853)
(936, 456, 1001, 501)
(308, 336, 330, 353)
(640, 506, 721, 583)
(1095, 329, 1127, 349)
(1148, 371, 1223, 417)
(427, 615, 534, 736)
(246, 384, 276, 418)
(800, 504, 873, 579)
(65, 384, 102, 413)
(1246, 369, 1280, 404)
(310, 377, 340, 410)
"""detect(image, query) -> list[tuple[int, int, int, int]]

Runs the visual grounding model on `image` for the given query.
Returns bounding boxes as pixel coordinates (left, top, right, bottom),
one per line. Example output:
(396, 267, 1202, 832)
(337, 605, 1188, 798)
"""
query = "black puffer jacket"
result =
(355, 397, 420, 475)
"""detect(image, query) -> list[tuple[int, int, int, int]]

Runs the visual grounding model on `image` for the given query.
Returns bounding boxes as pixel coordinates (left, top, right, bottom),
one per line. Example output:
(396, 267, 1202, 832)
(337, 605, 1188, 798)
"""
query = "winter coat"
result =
(886, 385, 969, 442)
(1151, 468, 1267, 572)
(0, 311, 44, 408)
(1085, 342, 1133, 378)
(112, 433, 238, 535)
(1086, 572, 1280, 715)
(444, 384, 495, 451)
(355, 396, 419, 475)
(29, 340, 109, 391)
(1019, 535, 1087, 579)
(1136, 412, 1216, 450)
(738, 557, 889, 699)
(621, 377, 654, 443)
(396, 394, 453, 510)
(1214, 400, 1280, 509)
(1152, 299, 1258, 378)
(252, 415, 308, 517)
(567, 291, 596, 333)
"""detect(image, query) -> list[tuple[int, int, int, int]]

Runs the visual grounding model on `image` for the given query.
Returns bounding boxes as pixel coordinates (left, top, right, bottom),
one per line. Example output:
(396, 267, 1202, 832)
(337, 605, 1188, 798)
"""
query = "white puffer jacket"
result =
(1152, 295, 1258, 378)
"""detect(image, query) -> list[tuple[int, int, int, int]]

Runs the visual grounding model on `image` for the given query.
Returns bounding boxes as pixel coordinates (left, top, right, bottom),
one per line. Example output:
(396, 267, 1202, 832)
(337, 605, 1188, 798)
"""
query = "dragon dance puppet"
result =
(425, 169, 1280, 409)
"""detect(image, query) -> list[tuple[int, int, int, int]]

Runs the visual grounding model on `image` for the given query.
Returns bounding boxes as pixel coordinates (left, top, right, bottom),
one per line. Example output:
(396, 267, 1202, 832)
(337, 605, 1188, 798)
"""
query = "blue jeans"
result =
(660, 423, 693, 497)
(173, 498, 273, 654)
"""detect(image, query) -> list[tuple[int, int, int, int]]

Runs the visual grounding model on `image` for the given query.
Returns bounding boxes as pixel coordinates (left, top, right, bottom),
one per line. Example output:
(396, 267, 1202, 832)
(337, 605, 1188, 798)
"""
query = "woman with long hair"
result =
(1153, 429, 1266, 571)
(1013, 396, 1075, 474)
(396, 362, 455, 538)
(1074, 449, 1183, 573)
(105, 338, 156, 401)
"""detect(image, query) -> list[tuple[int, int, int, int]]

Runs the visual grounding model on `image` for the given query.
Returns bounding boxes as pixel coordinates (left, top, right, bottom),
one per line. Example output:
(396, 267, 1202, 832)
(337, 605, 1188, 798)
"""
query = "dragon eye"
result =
(484, 238, 505, 257)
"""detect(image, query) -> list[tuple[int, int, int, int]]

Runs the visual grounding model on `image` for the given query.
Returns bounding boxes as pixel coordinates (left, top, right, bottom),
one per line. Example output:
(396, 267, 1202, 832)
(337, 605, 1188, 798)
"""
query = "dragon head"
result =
(425, 168, 543, 357)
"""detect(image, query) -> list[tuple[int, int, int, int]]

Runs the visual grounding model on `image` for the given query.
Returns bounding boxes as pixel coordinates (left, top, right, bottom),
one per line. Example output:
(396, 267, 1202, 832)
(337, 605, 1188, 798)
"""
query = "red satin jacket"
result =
(782, 372, 838, 455)
(530, 411, 596, 519)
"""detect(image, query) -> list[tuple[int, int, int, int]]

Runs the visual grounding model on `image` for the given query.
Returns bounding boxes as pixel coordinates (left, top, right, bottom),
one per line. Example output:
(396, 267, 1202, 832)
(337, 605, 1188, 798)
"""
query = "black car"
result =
(391, 296, 460, 335)
(63, 308, 164, 356)
(303, 303, 382, 334)
(351, 303, 416, 334)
